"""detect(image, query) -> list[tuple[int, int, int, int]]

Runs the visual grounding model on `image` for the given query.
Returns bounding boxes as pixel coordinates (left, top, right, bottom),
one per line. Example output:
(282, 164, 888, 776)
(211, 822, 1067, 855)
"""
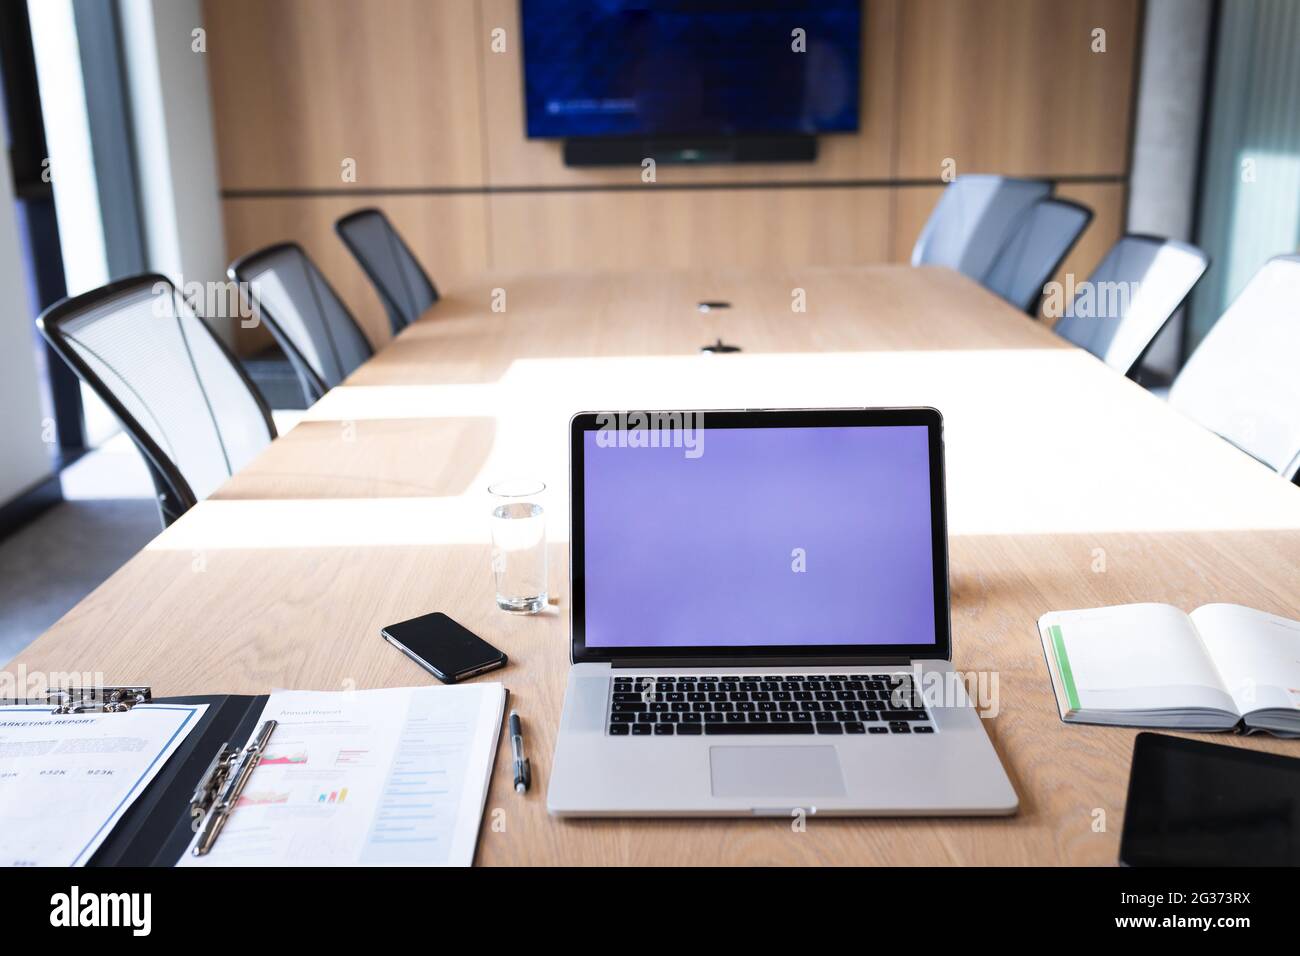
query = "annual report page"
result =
(179, 685, 504, 867)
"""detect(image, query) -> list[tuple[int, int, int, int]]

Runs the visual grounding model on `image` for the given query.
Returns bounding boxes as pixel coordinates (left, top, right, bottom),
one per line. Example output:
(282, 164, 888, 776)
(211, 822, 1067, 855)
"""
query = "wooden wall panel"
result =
(201, 0, 1144, 353)
(895, 0, 1140, 178)
(203, 0, 484, 189)
(890, 186, 944, 263)
(488, 188, 892, 274)
(478, 0, 899, 186)
(223, 195, 490, 351)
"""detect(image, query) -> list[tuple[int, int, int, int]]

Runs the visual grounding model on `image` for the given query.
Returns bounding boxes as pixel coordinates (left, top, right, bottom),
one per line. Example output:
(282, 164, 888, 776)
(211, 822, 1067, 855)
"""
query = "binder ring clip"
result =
(46, 686, 153, 714)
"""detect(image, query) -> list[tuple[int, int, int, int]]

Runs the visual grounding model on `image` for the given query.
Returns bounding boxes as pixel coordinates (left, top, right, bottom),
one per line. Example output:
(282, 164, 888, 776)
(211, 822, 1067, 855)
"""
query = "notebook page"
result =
(1044, 604, 1235, 714)
(1191, 604, 1300, 717)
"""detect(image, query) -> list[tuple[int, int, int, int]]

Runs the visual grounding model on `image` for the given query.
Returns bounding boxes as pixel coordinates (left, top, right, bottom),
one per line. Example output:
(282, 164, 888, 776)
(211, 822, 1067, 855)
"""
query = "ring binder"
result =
(86, 693, 270, 866)
(0, 691, 270, 866)
(1, 685, 155, 714)
(189, 743, 240, 824)
(5, 686, 502, 866)
(192, 719, 279, 856)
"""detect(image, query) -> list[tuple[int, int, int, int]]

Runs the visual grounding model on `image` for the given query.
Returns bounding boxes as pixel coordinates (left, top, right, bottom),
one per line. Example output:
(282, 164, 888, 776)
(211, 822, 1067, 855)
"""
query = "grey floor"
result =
(0, 434, 160, 664)
(0, 407, 305, 666)
(0, 352, 304, 666)
(0, 498, 159, 663)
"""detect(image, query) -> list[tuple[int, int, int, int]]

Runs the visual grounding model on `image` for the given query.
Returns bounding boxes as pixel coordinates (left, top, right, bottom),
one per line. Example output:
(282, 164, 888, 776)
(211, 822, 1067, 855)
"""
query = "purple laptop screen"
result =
(581, 424, 937, 647)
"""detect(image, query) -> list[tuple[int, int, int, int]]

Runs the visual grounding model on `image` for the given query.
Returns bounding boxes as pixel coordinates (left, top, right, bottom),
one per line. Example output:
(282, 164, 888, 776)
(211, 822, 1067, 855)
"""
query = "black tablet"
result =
(1120, 732, 1300, 866)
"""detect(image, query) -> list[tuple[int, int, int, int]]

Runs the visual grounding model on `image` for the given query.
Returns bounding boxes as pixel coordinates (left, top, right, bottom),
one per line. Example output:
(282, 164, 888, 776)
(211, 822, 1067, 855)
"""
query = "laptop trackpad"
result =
(709, 745, 846, 799)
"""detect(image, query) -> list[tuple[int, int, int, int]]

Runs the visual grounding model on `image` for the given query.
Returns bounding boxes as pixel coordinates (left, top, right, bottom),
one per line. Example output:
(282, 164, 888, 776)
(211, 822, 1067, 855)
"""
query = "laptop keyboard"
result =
(607, 674, 934, 737)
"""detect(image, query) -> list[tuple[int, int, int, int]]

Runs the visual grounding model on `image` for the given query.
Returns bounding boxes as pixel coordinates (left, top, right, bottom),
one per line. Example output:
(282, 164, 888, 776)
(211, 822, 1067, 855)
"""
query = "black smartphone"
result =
(381, 612, 507, 684)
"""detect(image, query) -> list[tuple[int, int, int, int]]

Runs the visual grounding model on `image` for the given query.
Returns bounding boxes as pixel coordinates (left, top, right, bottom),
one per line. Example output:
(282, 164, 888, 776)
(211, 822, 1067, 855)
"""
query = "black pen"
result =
(510, 710, 531, 793)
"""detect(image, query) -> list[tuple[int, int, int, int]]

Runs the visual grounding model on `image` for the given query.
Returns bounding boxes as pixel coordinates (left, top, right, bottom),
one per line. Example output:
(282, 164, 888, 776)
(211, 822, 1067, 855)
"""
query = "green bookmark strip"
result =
(1049, 624, 1080, 712)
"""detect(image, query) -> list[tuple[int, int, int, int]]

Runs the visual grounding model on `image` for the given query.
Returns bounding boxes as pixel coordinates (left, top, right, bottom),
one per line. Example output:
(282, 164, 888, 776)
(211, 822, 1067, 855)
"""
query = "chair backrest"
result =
(37, 275, 276, 526)
(1170, 254, 1300, 479)
(911, 175, 1052, 279)
(229, 242, 373, 404)
(982, 197, 1093, 314)
(335, 208, 438, 335)
(1052, 235, 1209, 375)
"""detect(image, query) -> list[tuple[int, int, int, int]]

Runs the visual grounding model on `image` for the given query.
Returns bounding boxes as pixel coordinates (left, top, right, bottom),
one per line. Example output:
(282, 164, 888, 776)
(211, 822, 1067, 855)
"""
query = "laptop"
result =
(548, 408, 1018, 817)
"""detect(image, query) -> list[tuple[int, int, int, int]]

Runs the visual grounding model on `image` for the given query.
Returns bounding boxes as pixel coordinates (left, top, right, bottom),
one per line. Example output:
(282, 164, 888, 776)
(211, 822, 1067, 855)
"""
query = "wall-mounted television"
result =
(520, 0, 862, 166)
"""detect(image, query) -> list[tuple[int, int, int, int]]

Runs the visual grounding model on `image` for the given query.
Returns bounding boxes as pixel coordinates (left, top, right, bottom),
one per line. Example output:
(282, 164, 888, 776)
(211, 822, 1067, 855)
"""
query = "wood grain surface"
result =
(11, 267, 1300, 865)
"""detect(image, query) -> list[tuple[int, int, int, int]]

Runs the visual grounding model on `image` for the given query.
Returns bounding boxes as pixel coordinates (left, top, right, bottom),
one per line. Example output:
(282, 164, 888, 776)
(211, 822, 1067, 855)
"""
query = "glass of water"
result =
(488, 479, 548, 614)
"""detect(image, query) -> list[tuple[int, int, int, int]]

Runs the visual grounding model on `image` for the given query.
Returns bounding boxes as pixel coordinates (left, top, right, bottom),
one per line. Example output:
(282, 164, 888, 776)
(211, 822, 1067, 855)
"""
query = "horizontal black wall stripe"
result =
(222, 173, 1128, 201)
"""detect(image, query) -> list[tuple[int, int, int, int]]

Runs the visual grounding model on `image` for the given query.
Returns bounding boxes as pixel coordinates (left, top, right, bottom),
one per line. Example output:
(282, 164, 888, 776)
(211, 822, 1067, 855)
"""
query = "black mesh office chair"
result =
(911, 175, 1053, 281)
(1053, 235, 1209, 376)
(335, 208, 439, 336)
(229, 242, 374, 404)
(982, 197, 1094, 315)
(37, 275, 277, 528)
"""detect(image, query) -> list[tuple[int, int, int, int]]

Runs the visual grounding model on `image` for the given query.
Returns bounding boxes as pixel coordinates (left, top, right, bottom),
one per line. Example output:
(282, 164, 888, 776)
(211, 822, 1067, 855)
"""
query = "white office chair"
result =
(1169, 254, 1300, 480)
(1053, 235, 1209, 375)
(911, 175, 1051, 281)
(982, 198, 1093, 315)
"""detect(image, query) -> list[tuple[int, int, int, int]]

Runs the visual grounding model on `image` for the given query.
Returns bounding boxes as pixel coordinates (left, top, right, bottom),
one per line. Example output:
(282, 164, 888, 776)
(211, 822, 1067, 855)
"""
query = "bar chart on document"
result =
(180, 685, 506, 867)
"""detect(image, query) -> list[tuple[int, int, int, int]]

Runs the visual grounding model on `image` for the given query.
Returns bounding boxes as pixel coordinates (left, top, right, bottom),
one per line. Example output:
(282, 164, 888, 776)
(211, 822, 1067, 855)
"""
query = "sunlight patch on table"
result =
(146, 496, 571, 551)
(275, 348, 1300, 538)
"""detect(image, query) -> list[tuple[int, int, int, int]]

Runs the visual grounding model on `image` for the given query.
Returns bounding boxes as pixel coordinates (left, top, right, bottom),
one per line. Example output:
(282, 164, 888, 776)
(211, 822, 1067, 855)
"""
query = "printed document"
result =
(180, 684, 505, 866)
(0, 702, 207, 866)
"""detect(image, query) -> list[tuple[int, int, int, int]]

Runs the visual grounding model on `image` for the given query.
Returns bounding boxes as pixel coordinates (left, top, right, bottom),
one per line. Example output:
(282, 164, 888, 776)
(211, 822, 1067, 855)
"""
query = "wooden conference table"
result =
(12, 266, 1300, 866)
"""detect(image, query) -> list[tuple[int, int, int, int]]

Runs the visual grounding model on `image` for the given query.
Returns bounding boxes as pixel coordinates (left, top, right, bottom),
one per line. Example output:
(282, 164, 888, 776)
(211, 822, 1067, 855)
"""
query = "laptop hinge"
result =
(610, 656, 912, 669)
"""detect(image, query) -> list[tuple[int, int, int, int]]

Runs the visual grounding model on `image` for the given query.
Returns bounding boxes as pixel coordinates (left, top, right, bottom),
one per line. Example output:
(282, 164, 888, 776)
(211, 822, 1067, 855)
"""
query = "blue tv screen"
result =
(520, 1, 862, 139)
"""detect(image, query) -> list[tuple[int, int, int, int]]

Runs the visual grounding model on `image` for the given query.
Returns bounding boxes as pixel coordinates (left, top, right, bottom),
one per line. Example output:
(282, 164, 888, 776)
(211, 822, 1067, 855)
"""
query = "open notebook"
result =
(1039, 603, 1300, 737)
